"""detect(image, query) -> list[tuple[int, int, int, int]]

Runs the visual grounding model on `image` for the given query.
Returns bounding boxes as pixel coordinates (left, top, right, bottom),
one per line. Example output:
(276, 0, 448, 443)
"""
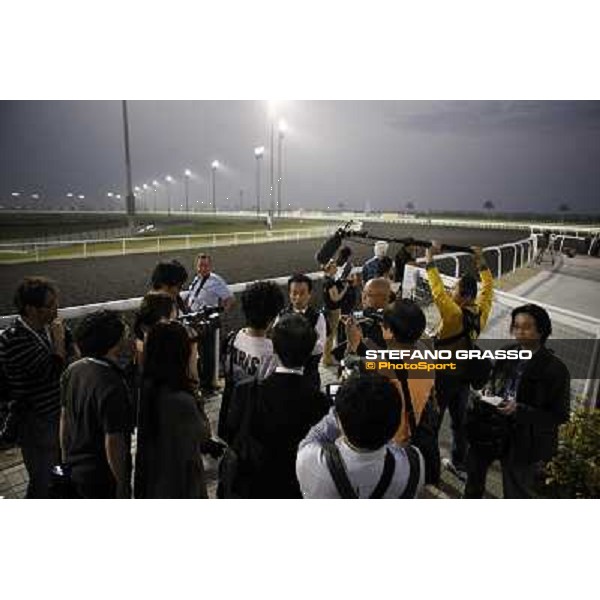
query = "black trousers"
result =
(199, 327, 217, 390)
(19, 414, 59, 499)
(465, 445, 545, 499)
(435, 375, 469, 469)
(73, 478, 116, 499)
(304, 354, 322, 392)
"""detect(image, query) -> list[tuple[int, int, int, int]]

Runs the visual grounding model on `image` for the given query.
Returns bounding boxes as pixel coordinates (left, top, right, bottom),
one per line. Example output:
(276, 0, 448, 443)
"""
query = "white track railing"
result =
(0, 226, 335, 264)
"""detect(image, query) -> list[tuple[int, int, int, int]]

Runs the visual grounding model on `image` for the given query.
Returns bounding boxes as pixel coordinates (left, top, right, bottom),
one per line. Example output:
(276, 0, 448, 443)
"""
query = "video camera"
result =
(324, 354, 366, 402)
(315, 220, 475, 266)
(177, 305, 224, 339)
(352, 307, 384, 324)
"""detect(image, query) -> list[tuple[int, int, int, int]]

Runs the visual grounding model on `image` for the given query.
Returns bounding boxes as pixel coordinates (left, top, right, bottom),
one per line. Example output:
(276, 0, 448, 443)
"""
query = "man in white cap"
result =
(361, 240, 389, 283)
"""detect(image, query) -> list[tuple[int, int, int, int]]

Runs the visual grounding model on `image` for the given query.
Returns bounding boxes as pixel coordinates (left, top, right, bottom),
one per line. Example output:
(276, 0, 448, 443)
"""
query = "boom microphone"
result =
(315, 230, 344, 265)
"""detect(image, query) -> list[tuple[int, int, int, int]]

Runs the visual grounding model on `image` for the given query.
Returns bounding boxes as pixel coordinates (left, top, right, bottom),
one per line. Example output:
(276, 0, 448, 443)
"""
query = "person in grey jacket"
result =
(135, 321, 211, 498)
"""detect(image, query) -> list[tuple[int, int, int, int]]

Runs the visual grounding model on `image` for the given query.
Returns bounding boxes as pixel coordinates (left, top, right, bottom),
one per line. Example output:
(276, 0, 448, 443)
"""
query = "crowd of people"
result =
(0, 238, 571, 499)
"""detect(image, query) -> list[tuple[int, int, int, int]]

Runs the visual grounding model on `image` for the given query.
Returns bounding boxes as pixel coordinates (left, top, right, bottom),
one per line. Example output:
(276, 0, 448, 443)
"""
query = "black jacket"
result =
(487, 344, 570, 464)
(224, 372, 330, 498)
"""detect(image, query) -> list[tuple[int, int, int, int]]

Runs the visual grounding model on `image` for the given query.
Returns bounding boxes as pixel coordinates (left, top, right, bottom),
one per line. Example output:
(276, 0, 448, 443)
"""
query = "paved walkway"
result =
(509, 254, 600, 318)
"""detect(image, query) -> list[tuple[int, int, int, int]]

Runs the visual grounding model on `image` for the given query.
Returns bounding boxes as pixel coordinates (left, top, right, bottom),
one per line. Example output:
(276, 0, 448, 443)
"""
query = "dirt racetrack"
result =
(0, 223, 527, 315)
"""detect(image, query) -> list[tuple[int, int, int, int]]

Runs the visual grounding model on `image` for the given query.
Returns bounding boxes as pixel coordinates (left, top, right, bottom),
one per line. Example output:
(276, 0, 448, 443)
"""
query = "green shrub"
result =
(544, 408, 600, 498)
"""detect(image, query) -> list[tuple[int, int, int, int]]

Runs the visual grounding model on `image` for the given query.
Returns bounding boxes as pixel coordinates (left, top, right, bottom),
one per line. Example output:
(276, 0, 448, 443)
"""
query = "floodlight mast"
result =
(121, 100, 136, 225)
(254, 146, 265, 217)
(211, 160, 219, 213)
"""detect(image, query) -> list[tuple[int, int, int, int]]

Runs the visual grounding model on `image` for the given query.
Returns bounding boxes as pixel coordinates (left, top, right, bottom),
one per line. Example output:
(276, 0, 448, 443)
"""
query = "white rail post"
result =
(122, 239, 126, 256)
(83, 241, 87, 259)
(157, 237, 161, 254)
(453, 256, 460, 278)
(212, 234, 217, 247)
(518, 243, 523, 268)
(512, 244, 518, 272)
(496, 248, 502, 278)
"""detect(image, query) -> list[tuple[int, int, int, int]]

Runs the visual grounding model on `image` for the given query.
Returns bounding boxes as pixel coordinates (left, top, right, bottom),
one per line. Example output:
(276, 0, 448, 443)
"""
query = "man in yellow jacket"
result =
(425, 244, 494, 481)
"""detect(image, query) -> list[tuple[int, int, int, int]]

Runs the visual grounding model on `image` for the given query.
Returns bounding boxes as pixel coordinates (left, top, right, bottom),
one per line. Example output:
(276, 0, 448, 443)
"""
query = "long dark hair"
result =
(143, 321, 195, 393)
(141, 322, 196, 437)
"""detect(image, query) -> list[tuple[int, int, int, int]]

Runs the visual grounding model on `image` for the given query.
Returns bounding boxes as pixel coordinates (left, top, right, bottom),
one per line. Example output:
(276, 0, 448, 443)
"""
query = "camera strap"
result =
(191, 275, 210, 301)
(323, 442, 395, 499)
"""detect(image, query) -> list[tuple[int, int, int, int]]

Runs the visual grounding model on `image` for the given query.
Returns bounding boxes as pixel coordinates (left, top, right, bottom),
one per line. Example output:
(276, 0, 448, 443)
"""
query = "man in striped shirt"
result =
(0, 277, 69, 498)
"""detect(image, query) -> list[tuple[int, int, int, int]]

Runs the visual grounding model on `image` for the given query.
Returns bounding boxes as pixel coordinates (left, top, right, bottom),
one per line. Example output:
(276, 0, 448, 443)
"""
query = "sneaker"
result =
(442, 458, 467, 483)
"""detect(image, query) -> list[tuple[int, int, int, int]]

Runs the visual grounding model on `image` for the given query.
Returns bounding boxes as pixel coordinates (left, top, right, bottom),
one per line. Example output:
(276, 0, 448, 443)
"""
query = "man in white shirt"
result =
(296, 371, 424, 499)
(187, 253, 234, 313)
(278, 273, 327, 391)
(187, 253, 234, 394)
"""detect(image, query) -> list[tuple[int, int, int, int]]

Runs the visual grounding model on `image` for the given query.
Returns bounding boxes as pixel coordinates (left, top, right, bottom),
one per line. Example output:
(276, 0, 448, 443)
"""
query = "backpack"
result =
(435, 309, 492, 390)
(396, 370, 441, 485)
(217, 378, 269, 498)
(323, 442, 421, 499)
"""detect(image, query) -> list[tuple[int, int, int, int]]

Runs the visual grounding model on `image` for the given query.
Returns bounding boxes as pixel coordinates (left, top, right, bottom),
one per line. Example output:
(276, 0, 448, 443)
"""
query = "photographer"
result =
(187, 253, 234, 395)
(296, 371, 424, 499)
(342, 277, 391, 357)
(465, 304, 570, 499)
(345, 298, 440, 483)
(322, 259, 349, 366)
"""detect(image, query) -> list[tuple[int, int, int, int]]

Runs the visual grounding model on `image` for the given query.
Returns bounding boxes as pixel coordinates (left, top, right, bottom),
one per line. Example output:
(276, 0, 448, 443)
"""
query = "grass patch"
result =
(0, 217, 335, 264)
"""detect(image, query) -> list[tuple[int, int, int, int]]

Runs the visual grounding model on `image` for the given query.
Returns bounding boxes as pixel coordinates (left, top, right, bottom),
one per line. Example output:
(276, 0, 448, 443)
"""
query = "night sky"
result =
(1, 100, 599, 213)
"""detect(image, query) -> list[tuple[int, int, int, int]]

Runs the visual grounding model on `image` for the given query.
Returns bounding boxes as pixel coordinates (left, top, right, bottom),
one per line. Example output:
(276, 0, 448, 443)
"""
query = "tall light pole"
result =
(143, 183, 150, 212)
(165, 175, 173, 215)
(254, 146, 264, 217)
(184, 169, 191, 214)
(277, 119, 287, 217)
(152, 180, 159, 213)
(211, 160, 219, 213)
(270, 120, 274, 216)
(121, 100, 135, 220)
